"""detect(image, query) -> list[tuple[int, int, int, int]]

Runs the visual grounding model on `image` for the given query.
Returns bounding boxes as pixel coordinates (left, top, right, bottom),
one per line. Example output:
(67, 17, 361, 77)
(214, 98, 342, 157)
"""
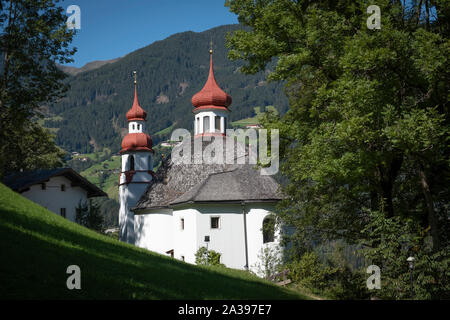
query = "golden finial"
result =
(133, 70, 137, 85)
(209, 39, 213, 55)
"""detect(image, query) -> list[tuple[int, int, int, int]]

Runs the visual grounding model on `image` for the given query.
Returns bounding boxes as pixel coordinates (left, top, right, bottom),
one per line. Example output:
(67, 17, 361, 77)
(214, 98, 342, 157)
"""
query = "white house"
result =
(119, 50, 283, 275)
(3, 168, 106, 222)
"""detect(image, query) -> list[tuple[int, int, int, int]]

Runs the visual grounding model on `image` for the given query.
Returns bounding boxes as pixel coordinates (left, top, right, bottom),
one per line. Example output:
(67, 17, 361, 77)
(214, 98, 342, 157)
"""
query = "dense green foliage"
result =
(75, 199, 104, 233)
(48, 24, 288, 154)
(0, 182, 306, 299)
(361, 211, 450, 299)
(195, 246, 225, 267)
(226, 0, 449, 299)
(288, 249, 368, 300)
(0, 0, 75, 177)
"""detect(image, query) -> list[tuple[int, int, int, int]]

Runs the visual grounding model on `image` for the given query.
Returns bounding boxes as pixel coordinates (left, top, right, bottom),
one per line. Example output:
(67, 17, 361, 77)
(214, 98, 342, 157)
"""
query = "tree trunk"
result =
(378, 155, 403, 218)
(419, 165, 440, 251)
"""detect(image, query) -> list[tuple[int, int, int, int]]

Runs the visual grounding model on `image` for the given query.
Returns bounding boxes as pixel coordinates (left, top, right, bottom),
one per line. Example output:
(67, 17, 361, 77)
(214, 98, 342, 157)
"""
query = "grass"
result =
(154, 123, 176, 136)
(72, 148, 113, 161)
(79, 155, 121, 200)
(0, 183, 307, 299)
(231, 106, 278, 128)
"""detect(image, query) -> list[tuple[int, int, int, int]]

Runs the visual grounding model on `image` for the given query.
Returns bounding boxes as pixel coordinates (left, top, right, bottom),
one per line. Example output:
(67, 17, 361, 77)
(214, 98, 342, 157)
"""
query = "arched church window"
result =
(262, 215, 275, 243)
(132, 124, 135, 130)
(203, 116, 210, 133)
(137, 124, 140, 130)
(129, 155, 135, 171)
(196, 117, 200, 134)
(215, 116, 221, 133)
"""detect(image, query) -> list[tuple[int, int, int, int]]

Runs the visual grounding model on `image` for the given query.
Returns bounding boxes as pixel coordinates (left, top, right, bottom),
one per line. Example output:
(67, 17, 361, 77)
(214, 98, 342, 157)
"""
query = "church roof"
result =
(132, 136, 283, 211)
(126, 83, 147, 121)
(120, 132, 153, 154)
(170, 165, 283, 205)
(2, 168, 107, 198)
(191, 51, 232, 111)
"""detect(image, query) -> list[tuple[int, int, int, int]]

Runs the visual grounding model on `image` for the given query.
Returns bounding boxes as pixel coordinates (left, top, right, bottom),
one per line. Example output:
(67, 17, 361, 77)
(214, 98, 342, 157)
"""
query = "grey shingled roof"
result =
(170, 164, 283, 205)
(132, 136, 282, 211)
(2, 168, 107, 198)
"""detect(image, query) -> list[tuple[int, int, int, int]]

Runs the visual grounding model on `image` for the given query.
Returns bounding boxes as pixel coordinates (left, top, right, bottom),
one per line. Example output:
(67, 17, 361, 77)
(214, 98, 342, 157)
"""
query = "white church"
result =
(118, 50, 283, 274)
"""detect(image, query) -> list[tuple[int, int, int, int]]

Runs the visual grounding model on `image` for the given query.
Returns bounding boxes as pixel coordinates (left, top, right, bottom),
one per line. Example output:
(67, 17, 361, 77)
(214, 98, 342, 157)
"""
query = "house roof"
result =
(132, 136, 282, 211)
(2, 168, 107, 198)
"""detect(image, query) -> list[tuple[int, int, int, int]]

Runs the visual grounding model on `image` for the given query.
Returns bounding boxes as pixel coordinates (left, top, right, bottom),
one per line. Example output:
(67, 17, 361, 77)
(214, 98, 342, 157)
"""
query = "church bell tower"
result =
(191, 48, 232, 137)
(119, 71, 154, 244)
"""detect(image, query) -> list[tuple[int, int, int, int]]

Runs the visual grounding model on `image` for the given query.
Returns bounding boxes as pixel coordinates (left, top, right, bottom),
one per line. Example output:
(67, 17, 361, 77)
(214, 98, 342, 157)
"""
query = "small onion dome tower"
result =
(119, 71, 154, 244)
(192, 47, 232, 137)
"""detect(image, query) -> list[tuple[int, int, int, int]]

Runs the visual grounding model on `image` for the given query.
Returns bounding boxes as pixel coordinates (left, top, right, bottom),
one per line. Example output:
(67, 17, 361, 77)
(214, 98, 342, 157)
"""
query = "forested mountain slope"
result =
(48, 24, 287, 153)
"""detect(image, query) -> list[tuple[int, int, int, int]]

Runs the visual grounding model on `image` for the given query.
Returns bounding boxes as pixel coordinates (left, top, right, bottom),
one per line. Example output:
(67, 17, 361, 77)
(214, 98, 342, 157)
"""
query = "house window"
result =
(263, 215, 275, 243)
(181, 256, 185, 261)
(180, 218, 184, 230)
(215, 116, 221, 132)
(61, 184, 66, 192)
(41, 183, 46, 190)
(60, 208, 66, 218)
(129, 155, 135, 171)
(211, 217, 220, 229)
(203, 116, 210, 133)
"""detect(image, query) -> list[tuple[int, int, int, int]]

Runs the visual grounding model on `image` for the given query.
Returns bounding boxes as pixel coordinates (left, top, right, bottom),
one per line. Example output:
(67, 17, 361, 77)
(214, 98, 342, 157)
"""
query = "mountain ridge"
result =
(57, 58, 122, 76)
(47, 24, 288, 154)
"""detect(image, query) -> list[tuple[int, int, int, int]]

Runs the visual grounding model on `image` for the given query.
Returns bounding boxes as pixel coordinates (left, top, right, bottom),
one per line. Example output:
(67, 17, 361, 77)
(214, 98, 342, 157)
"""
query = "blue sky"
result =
(60, 0, 238, 67)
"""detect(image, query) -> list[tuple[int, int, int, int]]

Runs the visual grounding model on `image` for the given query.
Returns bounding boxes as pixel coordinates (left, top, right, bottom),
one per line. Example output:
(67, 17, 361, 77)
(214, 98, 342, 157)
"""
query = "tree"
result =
(226, 0, 449, 298)
(75, 199, 104, 232)
(0, 0, 76, 177)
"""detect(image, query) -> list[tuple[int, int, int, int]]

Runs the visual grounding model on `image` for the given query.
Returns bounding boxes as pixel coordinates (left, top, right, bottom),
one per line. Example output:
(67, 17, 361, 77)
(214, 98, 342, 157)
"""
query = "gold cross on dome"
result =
(133, 71, 137, 84)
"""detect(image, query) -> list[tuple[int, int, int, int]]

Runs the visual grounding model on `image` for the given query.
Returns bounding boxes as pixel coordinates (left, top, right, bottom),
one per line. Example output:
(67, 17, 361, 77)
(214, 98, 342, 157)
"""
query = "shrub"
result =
(195, 247, 225, 267)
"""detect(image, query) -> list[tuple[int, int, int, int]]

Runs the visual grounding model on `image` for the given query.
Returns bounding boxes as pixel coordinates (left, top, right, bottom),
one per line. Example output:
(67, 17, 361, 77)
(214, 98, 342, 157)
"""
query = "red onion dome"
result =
(126, 85, 147, 121)
(192, 52, 232, 110)
(120, 133, 153, 153)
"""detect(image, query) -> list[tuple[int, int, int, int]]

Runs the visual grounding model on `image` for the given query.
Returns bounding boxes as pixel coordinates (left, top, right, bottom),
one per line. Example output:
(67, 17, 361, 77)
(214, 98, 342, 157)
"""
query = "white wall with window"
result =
(128, 120, 145, 133)
(149, 203, 281, 272)
(20, 176, 88, 222)
(193, 110, 228, 135)
(121, 153, 153, 172)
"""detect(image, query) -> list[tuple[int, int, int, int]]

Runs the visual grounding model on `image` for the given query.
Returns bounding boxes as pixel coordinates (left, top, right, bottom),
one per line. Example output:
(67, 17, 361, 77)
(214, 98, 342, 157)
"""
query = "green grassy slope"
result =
(231, 106, 279, 128)
(0, 183, 305, 300)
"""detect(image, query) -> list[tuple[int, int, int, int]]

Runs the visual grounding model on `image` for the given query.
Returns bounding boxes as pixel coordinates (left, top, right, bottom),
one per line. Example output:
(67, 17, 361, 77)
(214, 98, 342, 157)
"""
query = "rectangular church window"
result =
(211, 217, 220, 229)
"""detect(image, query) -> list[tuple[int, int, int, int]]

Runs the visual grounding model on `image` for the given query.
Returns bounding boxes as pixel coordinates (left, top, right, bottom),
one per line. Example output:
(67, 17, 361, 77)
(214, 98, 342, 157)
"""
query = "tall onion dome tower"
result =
(192, 48, 232, 137)
(119, 71, 154, 244)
